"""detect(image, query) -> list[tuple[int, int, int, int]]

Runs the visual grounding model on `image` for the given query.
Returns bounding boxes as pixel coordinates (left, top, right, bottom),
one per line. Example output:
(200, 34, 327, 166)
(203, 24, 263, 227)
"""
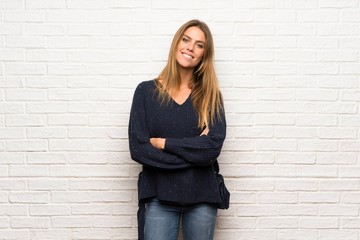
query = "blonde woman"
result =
(128, 19, 227, 240)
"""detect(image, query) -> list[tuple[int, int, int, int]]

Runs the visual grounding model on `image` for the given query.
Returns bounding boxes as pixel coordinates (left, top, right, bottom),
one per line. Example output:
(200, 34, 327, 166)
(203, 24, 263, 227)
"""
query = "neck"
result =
(179, 68, 193, 88)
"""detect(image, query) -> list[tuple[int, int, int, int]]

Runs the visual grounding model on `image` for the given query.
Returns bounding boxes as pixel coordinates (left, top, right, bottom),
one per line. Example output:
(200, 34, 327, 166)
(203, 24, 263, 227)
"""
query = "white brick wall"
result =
(0, 0, 359, 239)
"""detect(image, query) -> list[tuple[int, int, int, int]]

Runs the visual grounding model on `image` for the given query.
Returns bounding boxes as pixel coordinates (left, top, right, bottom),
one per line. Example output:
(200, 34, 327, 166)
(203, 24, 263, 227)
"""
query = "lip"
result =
(181, 52, 194, 60)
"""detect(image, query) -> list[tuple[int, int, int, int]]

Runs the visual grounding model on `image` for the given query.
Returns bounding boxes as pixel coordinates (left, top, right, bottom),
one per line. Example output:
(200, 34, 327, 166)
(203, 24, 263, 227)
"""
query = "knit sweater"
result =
(128, 79, 227, 205)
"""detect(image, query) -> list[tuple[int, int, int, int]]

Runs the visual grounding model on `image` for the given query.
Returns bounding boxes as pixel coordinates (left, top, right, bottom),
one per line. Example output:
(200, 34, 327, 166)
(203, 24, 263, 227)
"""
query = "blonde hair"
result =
(155, 19, 223, 129)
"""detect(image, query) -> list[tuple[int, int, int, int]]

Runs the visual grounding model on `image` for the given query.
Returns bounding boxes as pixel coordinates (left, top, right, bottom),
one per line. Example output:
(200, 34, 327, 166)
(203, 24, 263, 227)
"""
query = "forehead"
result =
(183, 26, 206, 42)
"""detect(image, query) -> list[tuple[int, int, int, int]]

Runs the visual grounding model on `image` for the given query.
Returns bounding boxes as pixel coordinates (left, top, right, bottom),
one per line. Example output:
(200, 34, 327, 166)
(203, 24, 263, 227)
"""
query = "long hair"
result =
(155, 19, 223, 129)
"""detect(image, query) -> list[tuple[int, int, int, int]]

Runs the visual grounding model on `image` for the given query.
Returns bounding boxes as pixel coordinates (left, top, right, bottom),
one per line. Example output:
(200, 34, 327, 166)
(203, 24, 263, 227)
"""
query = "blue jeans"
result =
(144, 198, 217, 240)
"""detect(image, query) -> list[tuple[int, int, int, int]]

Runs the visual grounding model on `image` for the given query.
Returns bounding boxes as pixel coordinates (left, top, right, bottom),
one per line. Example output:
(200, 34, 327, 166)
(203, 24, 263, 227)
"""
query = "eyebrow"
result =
(183, 34, 205, 45)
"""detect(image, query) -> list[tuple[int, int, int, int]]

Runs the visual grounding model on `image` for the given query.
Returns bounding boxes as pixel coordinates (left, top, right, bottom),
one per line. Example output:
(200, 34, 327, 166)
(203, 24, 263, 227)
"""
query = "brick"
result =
(30, 205, 70, 216)
(27, 127, 67, 139)
(0, 205, 27, 216)
(339, 166, 360, 177)
(69, 24, 109, 36)
(343, 193, 360, 204)
(217, 217, 256, 229)
(4, 10, 45, 22)
(6, 140, 48, 152)
(275, 128, 316, 139)
(255, 114, 296, 125)
(25, 24, 65, 36)
(0, 0, 24, 9)
(11, 217, 50, 229)
(68, 102, 108, 113)
(0, 76, 24, 88)
(69, 179, 112, 190)
(298, 140, 338, 151)
(317, 102, 357, 114)
(236, 205, 277, 217)
(6, 36, 46, 48)
(92, 189, 132, 203)
(317, 127, 357, 139)
(30, 230, 71, 240)
(9, 192, 49, 204)
(320, 205, 358, 216)
(6, 89, 46, 101)
(256, 64, 297, 75)
(276, 179, 318, 191)
(340, 37, 360, 48)
(92, 216, 132, 227)
(319, 0, 358, 8)
(0, 49, 24, 61)
(234, 152, 274, 164)
(256, 36, 297, 48)
(278, 205, 318, 216)
(0, 231, 29, 240)
(26, 0, 65, 9)
(319, 230, 358, 240)
(0, 153, 25, 164)
(276, 24, 317, 35)
(67, 153, 108, 164)
(339, 141, 360, 151)
(316, 153, 356, 165)
(71, 204, 111, 215)
(52, 217, 92, 228)
(258, 192, 298, 204)
(342, 10, 360, 22)
(298, 37, 338, 49)
(0, 128, 24, 139)
(27, 102, 67, 114)
(26, 49, 66, 61)
(49, 165, 129, 177)
(221, 165, 256, 177)
(51, 192, 92, 203)
(299, 193, 339, 203)
(235, 24, 275, 36)
(277, 0, 317, 9)
(48, 115, 88, 126)
(72, 229, 112, 240)
(256, 139, 297, 151)
(28, 179, 68, 190)
(26, 76, 66, 88)
(298, 9, 339, 22)
(0, 179, 27, 190)
(9, 165, 49, 177)
(47, 36, 89, 49)
(235, 127, 273, 138)
(296, 165, 338, 177)
(27, 153, 66, 164)
(258, 217, 298, 228)
(256, 165, 297, 177)
(300, 217, 339, 229)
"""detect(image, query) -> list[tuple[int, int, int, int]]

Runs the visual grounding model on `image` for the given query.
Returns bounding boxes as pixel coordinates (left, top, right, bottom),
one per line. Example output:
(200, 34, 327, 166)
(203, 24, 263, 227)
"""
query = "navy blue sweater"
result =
(129, 79, 226, 203)
(128, 80, 226, 238)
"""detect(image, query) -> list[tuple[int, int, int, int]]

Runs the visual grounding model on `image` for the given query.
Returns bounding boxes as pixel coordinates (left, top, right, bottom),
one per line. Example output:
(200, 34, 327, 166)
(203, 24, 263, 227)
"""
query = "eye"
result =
(196, 43, 205, 49)
(182, 37, 189, 43)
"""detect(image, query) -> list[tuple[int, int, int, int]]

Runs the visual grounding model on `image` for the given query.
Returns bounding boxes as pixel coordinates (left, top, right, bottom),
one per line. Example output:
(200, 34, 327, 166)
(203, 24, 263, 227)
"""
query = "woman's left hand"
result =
(150, 138, 165, 150)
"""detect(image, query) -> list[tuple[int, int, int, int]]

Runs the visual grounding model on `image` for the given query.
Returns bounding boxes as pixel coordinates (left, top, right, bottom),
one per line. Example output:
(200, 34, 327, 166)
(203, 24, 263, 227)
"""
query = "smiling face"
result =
(175, 26, 206, 71)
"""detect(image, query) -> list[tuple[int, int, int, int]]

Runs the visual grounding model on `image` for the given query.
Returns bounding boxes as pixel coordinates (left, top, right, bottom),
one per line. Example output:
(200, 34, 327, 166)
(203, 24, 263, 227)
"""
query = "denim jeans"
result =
(144, 198, 217, 240)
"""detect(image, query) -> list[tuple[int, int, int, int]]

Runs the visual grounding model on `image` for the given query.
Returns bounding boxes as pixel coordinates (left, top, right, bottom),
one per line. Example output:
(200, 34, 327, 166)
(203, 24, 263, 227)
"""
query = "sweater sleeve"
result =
(164, 108, 226, 166)
(128, 82, 192, 170)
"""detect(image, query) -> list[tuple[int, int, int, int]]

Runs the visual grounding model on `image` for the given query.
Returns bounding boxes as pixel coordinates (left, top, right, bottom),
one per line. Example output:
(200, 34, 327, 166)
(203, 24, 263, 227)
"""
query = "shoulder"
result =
(133, 79, 157, 99)
(136, 79, 156, 91)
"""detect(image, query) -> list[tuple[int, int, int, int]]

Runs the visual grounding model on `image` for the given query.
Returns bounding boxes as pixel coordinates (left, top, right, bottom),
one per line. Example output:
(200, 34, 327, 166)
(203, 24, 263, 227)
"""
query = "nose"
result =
(187, 42, 194, 51)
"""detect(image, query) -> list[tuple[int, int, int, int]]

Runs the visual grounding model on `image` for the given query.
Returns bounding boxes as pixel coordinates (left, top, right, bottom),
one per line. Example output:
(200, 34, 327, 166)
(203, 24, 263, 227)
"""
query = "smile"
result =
(182, 53, 193, 60)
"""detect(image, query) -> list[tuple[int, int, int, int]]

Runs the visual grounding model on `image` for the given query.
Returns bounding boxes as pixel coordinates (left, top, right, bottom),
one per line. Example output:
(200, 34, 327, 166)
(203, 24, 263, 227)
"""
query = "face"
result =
(175, 26, 206, 71)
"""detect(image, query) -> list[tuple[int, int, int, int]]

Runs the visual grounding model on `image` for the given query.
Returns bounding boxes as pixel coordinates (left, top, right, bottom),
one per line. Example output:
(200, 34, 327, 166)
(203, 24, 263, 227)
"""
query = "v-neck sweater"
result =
(129, 79, 227, 205)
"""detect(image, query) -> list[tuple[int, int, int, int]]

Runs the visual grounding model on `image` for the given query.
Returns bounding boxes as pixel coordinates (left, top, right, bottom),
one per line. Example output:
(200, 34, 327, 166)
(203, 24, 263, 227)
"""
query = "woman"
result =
(128, 19, 227, 240)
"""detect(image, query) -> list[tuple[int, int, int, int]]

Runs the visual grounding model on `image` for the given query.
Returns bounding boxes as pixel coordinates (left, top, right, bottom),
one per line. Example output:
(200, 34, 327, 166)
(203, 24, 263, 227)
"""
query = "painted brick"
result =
(1, 2, 360, 240)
